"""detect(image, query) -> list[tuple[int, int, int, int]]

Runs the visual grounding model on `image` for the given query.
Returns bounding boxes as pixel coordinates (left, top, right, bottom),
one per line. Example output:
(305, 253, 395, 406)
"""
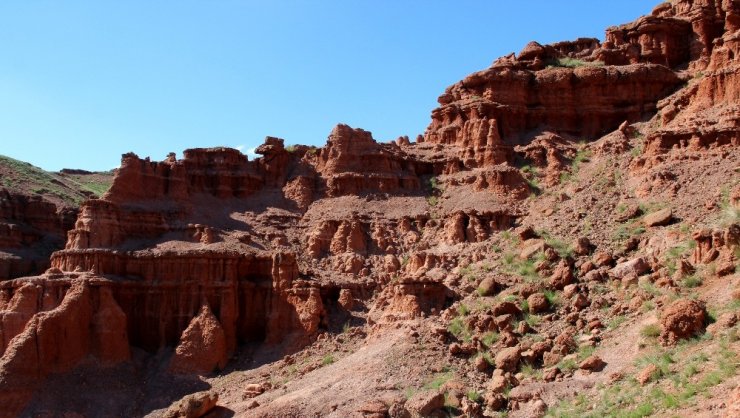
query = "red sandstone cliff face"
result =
(0, 278, 130, 416)
(422, 0, 739, 173)
(313, 124, 424, 197)
(0, 1, 738, 416)
(0, 190, 76, 279)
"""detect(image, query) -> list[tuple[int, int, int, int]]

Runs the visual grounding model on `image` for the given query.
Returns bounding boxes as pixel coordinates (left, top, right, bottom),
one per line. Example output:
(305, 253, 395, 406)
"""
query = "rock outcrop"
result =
(0, 0, 738, 416)
(0, 190, 76, 279)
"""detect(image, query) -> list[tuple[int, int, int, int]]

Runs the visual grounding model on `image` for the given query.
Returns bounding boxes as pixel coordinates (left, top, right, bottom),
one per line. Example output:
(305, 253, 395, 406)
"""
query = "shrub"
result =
(466, 390, 481, 403)
(640, 324, 661, 339)
(424, 371, 453, 390)
(543, 289, 561, 306)
(681, 275, 702, 288)
(481, 331, 500, 347)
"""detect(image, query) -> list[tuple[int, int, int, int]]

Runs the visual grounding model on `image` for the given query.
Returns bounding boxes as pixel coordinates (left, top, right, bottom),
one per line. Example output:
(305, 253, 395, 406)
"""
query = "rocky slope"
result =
(1, 0, 739, 417)
(0, 156, 114, 280)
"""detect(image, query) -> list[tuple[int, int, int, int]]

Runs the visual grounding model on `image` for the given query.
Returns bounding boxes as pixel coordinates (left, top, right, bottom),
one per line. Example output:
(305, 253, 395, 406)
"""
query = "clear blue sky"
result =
(0, 1, 655, 171)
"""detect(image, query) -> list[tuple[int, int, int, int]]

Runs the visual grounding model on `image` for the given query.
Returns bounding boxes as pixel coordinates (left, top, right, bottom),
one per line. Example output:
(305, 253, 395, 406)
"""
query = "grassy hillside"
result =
(0, 154, 114, 208)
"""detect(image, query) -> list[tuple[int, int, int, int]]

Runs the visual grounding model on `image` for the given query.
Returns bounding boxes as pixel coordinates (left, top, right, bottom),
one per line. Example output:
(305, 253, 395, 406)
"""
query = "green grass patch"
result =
(547, 57, 605, 68)
(544, 289, 561, 306)
(608, 315, 627, 330)
(640, 324, 661, 339)
(681, 275, 702, 288)
(466, 390, 481, 403)
(424, 371, 454, 390)
(482, 331, 500, 347)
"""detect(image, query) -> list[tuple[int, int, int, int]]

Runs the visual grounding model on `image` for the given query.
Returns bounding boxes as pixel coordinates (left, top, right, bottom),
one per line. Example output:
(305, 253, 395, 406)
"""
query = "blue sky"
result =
(0, 1, 655, 171)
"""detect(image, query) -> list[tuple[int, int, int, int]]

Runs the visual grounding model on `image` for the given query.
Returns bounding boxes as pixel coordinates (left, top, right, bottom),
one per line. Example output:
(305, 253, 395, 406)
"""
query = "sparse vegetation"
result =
(0, 154, 113, 205)
(613, 223, 646, 244)
(559, 147, 592, 183)
(424, 370, 454, 390)
(482, 331, 500, 347)
(321, 354, 335, 365)
(547, 58, 605, 68)
(501, 251, 544, 282)
(466, 390, 481, 403)
(543, 289, 561, 306)
(663, 239, 697, 276)
(608, 315, 627, 330)
(681, 275, 702, 288)
(640, 324, 661, 339)
(539, 230, 574, 258)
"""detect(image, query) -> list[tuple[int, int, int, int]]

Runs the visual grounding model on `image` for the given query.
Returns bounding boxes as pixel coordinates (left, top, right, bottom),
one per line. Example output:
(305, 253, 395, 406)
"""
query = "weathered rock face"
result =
(313, 124, 424, 197)
(423, 0, 740, 172)
(423, 64, 680, 165)
(627, 0, 740, 170)
(0, 190, 76, 279)
(0, 278, 130, 416)
(169, 304, 228, 375)
(0, 1, 738, 416)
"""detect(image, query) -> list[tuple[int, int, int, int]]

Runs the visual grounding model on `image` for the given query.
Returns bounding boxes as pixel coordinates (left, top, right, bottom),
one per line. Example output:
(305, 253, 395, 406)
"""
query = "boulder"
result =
(405, 390, 444, 417)
(644, 208, 673, 227)
(495, 346, 521, 372)
(579, 355, 605, 372)
(610, 257, 649, 279)
(659, 299, 706, 345)
(163, 391, 219, 418)
(478, 277, 498, 296)
(169, 304, 228, 374)
(527, 293, 549, 313)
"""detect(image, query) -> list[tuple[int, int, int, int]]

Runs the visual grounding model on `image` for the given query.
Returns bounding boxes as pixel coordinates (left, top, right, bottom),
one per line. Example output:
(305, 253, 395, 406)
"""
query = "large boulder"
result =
(495, 346, 521, 372)
(405, 390, 444, 417)
(659, 299, 706, 345)
(610, 257, 649, 279)
(163, 391, 219, 418)
(644, 208, 673, 227)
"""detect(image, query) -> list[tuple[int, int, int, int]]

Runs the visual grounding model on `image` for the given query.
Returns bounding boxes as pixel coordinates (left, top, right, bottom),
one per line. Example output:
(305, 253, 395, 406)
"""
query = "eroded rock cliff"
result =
(1, 0, 739, 417)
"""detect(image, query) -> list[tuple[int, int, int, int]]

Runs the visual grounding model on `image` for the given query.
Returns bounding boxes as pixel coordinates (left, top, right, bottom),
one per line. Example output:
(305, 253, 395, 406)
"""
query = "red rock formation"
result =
(423, 64, 680, 165)
(0, 190, 76, 279)
(313, 124, 422, 197)
(169, 304, 228, 375)
(0, 1, 738, 415)
(369, 279, 449, 325)
(0, 278, 131, 416)
(422, 0, 740, 173)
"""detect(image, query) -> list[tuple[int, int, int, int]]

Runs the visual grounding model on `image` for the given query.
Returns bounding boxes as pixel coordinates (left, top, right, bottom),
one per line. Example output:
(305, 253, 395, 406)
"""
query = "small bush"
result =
(640, 324, 661, 339)
(543, 289, 561, 306)
(448, 317, 472, 342)
(519, 299, 529, 313)
(681, 275, 702, 288)
(424, 371, 453, 390)
(558, 357, 578, 372)
(525, 314, 541, 327)
(466, 390, 481, 403)
(322, 354, 335, 365)
(481, 331, 500, 347)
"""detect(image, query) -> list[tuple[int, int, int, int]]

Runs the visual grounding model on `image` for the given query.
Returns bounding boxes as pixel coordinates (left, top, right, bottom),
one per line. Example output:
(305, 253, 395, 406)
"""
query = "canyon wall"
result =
(0, 0, 738, 416)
